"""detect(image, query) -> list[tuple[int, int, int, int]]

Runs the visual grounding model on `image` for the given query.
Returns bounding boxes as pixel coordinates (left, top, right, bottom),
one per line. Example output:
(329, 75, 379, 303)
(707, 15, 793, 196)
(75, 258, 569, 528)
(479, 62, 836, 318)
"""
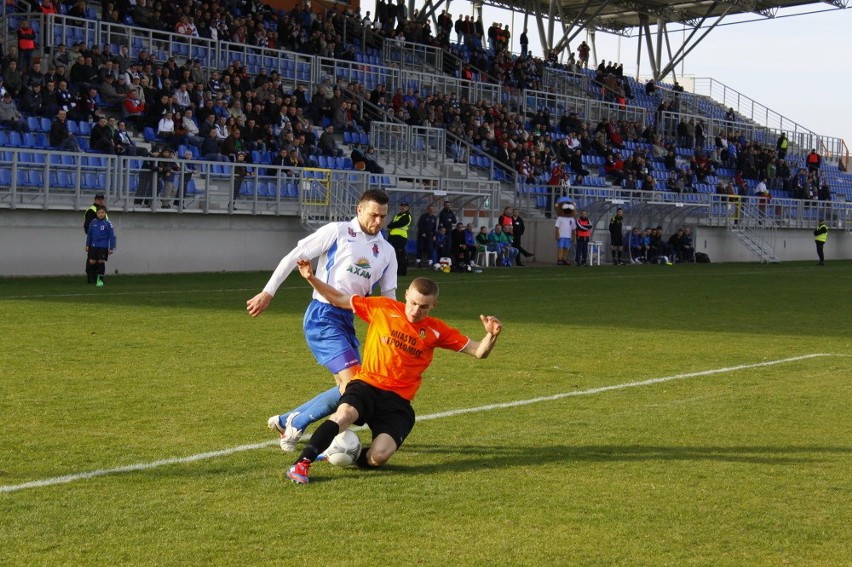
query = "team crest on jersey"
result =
(419, 329, 426, 339)
(348, 227, 357, 238)
(347, 257, 372, 279)
(372, 243, 380, 257)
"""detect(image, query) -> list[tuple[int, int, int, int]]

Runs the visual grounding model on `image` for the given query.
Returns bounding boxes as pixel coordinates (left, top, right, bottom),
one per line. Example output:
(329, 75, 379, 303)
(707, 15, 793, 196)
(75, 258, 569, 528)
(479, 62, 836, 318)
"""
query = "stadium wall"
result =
(525, 220, 851, 264)
(1, 212, 850, 277)
(0, 210, 308, 277)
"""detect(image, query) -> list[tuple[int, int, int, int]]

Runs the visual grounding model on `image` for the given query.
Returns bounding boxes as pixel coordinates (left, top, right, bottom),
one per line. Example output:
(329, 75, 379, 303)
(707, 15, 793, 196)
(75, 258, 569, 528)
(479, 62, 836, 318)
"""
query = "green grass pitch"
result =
(1, 262, 850, 566)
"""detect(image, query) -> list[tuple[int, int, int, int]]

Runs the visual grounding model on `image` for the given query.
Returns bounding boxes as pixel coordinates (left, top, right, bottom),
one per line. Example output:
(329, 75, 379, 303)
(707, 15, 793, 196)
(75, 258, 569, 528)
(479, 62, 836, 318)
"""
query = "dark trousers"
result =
(816, 241, 825, 263)
(575, 237, 589, 265)
(388, 234, 408, 275)
(513, 236, 532, 263)
(416, 236, 434, 265)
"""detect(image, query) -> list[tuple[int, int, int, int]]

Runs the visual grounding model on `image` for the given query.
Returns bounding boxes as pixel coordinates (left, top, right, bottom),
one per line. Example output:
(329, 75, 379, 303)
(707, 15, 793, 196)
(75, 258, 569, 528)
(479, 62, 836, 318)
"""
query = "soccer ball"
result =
(442, 265, 451, 273)
(325, 429, 361, 467)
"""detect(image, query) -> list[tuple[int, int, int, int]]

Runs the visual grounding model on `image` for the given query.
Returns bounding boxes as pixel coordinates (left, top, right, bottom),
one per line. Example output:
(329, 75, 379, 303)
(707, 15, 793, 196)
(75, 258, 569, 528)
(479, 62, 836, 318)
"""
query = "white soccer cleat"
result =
(280, 412, 305, 452)
(268, 413, 302, 452)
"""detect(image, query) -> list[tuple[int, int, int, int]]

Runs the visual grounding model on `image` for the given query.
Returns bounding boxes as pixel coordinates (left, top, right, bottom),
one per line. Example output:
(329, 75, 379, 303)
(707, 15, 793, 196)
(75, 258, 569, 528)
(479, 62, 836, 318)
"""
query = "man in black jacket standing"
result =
(511, 208, 534, 265)
(416, 205, 437, 268)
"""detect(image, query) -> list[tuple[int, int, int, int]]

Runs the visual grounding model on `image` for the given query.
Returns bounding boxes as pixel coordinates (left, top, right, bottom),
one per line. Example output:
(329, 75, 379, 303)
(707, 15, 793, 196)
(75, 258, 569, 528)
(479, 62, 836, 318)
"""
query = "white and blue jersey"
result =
(263, 218, 397, 369)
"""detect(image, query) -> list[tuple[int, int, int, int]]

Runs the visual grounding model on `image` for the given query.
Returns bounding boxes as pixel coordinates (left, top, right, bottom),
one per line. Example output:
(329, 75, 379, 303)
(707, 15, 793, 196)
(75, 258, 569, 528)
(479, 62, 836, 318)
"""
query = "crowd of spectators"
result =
(0, 0, 841, 206)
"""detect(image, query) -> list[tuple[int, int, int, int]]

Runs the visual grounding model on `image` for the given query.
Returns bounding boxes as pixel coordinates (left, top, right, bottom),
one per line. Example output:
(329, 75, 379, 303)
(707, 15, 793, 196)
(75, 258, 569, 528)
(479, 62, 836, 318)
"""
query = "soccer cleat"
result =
(268, 413, 303, 452)
(96, 275, 104, 287)
(281, 412, 305, 451)
(287, 458, 312, 484)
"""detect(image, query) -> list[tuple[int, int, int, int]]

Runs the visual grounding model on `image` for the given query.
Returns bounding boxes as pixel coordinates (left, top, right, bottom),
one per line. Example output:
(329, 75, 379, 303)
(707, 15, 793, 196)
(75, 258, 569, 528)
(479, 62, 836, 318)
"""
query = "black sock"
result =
(355, 446, 383, 469)
(295, 419, 340, 463)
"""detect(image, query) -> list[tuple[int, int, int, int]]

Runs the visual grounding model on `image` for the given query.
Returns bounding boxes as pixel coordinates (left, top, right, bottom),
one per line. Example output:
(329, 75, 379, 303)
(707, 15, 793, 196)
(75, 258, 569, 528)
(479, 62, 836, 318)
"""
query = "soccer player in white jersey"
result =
(247, 189, 398, 451)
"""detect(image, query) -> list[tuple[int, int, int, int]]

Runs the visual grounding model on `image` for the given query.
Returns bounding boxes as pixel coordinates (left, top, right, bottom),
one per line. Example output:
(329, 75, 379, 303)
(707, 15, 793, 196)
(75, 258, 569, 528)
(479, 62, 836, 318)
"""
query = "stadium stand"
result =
(0, 0, 850, 240)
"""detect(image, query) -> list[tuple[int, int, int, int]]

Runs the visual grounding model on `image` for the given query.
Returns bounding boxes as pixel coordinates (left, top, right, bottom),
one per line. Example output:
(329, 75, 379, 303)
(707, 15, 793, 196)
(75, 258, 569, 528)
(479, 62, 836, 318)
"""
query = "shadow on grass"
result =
(372, 443, 852, 477)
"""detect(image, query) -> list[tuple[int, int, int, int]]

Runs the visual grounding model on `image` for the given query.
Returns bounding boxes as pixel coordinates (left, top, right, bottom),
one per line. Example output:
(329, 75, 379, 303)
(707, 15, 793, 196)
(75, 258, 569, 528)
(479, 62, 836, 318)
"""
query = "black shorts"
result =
(340, 380, 415, 449)
(610, 232, 624, 246)
(87, 247, 110, 262)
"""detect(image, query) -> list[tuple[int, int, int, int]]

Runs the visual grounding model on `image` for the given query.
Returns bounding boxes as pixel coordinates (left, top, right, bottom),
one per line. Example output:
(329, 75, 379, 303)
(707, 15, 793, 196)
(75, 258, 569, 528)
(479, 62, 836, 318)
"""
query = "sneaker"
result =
(287, 458, 312, 484)
(267, 412, 304, 452)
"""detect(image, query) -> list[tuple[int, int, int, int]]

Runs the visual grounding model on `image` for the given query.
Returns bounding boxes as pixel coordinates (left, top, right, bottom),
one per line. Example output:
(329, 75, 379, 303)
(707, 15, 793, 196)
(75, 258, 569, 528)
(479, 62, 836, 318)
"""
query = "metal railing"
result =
(692, 77, 848, 161)
(382, 39, 444, 75)
(522, 89, 649, 127)
(542, 67, 592, 99)
(658, 110, 833, 159)
(513, 182, 851, 230)
(369, 122, 446, 174)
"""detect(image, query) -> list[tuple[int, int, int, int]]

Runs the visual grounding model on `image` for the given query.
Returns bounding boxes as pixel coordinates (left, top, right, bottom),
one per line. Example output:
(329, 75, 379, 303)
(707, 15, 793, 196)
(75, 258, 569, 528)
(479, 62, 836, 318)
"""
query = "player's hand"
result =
(295, 258, 313, 279)
(480, 315, 502, 336)
(246, 291, 272, 317)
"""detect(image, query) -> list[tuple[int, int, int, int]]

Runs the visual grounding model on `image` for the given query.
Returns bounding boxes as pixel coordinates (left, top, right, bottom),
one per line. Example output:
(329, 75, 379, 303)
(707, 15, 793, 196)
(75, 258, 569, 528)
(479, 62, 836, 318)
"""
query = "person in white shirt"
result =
(156, 111, 176, 145)
(247, 189, 398, 452)
(554, 202, 577, 265)
(180, 108, 202, 146)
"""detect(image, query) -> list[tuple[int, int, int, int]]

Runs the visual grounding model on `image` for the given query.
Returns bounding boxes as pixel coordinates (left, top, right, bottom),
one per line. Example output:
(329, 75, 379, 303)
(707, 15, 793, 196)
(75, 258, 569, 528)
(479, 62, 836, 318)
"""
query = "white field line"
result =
(0, 352, 837, 494)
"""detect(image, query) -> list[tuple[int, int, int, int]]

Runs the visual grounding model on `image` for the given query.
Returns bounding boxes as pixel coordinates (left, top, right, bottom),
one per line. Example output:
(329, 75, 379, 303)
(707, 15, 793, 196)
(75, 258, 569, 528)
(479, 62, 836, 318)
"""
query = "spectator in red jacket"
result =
(122, 89, 146, 132)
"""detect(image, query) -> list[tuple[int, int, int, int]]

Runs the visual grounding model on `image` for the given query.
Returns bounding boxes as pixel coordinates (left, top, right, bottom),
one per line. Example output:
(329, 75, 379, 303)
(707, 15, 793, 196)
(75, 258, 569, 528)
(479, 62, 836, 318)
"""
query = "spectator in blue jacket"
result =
(85, 206, 116, 284)
(628, 226, 644, 263)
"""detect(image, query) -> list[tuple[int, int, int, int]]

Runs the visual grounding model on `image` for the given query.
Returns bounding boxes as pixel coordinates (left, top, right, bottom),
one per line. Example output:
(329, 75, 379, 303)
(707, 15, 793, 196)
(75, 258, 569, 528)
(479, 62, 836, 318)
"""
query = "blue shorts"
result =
(303, 299, 361, 374)
(558, 237, 573, 250)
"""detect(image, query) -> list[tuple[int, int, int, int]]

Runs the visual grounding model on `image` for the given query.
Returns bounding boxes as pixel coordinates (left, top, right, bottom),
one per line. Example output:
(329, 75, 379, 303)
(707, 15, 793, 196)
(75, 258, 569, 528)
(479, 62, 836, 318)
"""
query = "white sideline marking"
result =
(0, 353, 836, 494)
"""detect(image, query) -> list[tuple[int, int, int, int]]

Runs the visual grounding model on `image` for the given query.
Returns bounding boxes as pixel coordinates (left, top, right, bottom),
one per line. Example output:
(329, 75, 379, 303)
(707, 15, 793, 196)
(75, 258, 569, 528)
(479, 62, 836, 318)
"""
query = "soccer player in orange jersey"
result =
(286, 258, 502, 484)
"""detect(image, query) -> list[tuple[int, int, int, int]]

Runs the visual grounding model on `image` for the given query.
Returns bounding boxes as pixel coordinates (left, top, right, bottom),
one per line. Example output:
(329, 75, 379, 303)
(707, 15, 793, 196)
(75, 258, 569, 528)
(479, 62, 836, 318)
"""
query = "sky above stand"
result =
(444, 1, 852, 147)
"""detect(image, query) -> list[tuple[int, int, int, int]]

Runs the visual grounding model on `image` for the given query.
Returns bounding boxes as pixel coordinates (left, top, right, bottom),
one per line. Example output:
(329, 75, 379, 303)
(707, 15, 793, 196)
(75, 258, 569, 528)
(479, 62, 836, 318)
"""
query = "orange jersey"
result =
(351, 295, 470, 400)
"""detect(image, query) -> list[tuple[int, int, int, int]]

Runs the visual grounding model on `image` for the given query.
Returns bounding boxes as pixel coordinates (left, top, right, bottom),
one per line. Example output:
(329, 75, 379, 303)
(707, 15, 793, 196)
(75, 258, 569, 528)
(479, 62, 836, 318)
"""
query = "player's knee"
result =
(365, 446, 394, 467)
(331, 403, 358, 425)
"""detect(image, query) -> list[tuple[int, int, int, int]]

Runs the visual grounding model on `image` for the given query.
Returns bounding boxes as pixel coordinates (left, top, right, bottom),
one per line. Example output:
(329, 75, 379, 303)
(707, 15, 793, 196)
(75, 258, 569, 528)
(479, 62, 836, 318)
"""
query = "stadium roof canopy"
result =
(418, 0, 848, 79)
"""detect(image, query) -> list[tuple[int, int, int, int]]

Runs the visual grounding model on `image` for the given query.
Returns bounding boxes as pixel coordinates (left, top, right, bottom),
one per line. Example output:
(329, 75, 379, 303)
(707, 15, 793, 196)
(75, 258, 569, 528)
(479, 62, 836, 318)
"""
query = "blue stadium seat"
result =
(143, 127, 159, 143)
(13, 166, 31, 188)
(82, 172, 102, 189)
(33, 134, 49, 148)
(56, 171, 75, 189)
(8, 131, 24, 147)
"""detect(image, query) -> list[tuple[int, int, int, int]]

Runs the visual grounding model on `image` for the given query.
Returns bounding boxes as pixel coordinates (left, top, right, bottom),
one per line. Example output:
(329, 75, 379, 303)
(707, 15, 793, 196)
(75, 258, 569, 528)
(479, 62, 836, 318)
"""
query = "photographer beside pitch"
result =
(286, 258, 502, 485)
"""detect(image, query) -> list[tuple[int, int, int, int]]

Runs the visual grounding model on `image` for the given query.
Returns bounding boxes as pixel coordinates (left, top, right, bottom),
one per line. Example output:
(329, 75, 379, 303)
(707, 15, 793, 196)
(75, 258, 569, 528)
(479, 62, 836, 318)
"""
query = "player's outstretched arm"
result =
(296, 258, 354, 311)
(246, 291, 272, 317)
(461, 315, 502, 359)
